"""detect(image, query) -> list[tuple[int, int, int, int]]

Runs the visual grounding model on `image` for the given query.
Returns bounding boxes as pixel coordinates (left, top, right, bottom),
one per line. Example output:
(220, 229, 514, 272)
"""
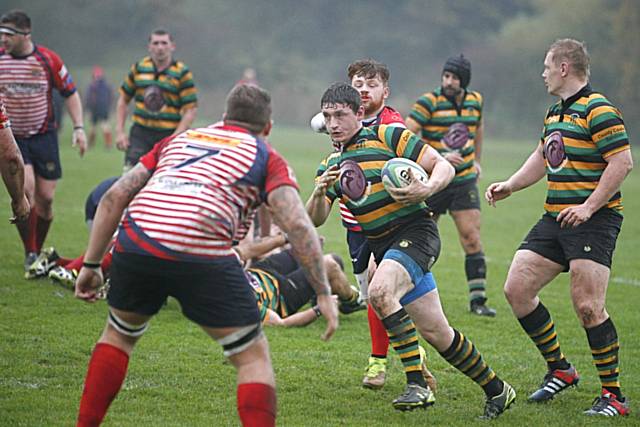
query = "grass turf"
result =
(0, 126, 638, 426)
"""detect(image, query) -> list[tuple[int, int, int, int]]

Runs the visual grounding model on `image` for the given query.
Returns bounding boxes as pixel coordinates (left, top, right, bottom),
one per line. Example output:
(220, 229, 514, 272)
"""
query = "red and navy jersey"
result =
(115, 123, 298, 262)
(0, 44, 77, 138)
(0, 99, 9, 129)
(320, 106, 406, 231)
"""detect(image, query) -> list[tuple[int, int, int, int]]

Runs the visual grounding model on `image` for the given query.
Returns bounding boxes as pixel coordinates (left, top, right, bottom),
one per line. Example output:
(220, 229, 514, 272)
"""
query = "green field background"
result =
(1, 127, 638, 426)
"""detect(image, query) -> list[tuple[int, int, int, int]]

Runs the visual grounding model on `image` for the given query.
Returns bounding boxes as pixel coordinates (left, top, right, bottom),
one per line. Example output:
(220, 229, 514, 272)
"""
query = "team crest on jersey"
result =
(339, 160, 371, 206)
(543, 131, 567, 173)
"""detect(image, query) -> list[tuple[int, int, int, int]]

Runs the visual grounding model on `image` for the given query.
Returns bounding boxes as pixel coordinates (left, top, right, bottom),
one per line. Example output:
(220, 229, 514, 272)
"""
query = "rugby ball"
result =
(381, 158, 429, 190)
(310, 112, 327, 133)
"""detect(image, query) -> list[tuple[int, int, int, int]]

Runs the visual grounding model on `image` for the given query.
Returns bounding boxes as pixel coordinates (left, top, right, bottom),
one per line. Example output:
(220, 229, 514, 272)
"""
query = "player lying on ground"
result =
(234, 233, 365, 326)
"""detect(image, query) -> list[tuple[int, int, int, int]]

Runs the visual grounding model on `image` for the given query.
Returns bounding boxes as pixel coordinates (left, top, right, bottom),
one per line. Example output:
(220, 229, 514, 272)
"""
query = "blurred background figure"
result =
(237, 67, 258, 86)
(85, 66, 114, 149)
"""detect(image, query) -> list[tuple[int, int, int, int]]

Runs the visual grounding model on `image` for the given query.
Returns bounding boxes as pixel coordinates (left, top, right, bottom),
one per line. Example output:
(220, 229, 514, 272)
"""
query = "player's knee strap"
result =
(108, 310, 149, 337)
(218, 323, 263, 357)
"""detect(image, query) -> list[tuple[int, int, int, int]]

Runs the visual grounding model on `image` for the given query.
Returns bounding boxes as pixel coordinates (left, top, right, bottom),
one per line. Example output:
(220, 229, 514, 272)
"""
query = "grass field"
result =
(1, 126, 638, 426)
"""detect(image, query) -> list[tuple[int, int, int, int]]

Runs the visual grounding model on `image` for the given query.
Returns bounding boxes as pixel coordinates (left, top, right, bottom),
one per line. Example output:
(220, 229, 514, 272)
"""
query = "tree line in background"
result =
(6, 0, 639, 139)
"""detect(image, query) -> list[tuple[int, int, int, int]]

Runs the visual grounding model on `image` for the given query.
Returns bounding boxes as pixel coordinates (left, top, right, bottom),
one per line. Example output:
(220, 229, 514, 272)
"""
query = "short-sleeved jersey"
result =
(246, 268, 288, 323)
(120, 56, 197, 132)
(0, 45, 76, 138)
(114, 123, 298, 262)
(323, 124, 430, 240)
(540, 84, 630, 217)
(408, 88, 482, 185)
(0, 100, 9, 129)
(316, 106, 406, 231)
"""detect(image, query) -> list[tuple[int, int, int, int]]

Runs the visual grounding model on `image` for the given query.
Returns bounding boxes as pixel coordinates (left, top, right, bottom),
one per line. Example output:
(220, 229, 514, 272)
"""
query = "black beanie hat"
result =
(443, 54, 471, 88)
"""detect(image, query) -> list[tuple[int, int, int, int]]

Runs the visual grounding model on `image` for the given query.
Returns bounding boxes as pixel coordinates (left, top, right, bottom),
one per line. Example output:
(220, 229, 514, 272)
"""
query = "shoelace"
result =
(590, 395, 614, 413)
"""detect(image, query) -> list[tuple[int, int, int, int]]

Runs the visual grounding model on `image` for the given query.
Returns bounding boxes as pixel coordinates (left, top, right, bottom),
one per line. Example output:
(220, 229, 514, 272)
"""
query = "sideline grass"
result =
(0, 127, 638, 426)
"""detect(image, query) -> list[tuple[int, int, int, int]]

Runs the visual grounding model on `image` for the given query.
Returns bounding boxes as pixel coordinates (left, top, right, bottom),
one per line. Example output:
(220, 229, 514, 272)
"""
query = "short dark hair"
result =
(0, 10, 31, 31)
(321, 82, 361, 113)
(347, 58, 390, 84)
(225, 84, 272, 133)
(149, 28, 173, 42)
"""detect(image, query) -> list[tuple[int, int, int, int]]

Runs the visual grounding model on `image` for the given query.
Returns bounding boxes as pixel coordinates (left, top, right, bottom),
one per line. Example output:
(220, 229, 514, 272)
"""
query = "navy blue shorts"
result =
(108, 252, 260, 327)
(519, 209, 622, 270)
(369, 216, 441, 303)
(125, 124, 173, 168)
(346, 229, 371, 274)
(427, 180, 480, 215)
(16, 130, 61, 180)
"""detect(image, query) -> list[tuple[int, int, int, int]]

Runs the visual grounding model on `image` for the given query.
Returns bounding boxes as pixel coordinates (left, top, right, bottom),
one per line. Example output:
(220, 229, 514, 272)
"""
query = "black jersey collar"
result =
(561, 83, 592, 110)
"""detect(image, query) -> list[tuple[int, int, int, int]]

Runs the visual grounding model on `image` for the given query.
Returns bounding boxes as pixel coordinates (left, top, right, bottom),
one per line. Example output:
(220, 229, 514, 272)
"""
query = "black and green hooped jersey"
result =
(540, 84, 629, 217)
(408, 87, 482, 185)
(324, 125, 431, 240)
(246, 268, 288, 323)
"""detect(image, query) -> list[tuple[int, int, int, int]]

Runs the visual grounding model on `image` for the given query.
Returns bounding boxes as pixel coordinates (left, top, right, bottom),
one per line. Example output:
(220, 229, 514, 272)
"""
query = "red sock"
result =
(368, 304, 389, 357)
(56, 257, 75, 266)
(77, 343, 129, 427)
(65, 254, 85, 271)
(35, 215, 52, 253)
(237, 383, 276, 427)
(15, 209, 35, 253)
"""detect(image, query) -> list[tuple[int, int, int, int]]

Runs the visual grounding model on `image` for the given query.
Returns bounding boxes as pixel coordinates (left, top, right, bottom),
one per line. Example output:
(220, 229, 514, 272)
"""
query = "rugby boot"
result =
(528, 365, 579, 402)
(339, 285, 366, 314)
(584, 389, 629, 417)
(362, 357, 387, 390)
(23, 252, 38, 272)
(25, 247, 59, 279)
(480, 381, 516, 419)
(48, 266, 78, 290)
(470, 297, 496, 317)
(392, 383, 435, 411)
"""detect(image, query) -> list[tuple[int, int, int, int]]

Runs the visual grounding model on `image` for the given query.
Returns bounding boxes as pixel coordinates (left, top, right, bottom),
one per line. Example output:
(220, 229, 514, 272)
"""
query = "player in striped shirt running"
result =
(486, 38, 633, 417)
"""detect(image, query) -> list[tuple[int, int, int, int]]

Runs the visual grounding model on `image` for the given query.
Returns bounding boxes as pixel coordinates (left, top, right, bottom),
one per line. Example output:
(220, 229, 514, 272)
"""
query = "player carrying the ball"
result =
(311, 59, 435, 393)
(307, 82, 515, 418)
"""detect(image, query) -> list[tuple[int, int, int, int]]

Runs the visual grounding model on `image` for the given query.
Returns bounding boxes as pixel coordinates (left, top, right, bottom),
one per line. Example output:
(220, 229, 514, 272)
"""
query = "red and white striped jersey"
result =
(0, 99, 9, 129)
(0, 45, 76, 138)
(115, 123, 298, 262)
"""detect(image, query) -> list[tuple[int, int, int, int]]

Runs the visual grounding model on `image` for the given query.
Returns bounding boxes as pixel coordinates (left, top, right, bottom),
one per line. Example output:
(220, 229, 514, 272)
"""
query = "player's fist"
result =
(116, 131, 129, 151)
(75, 266, 104, 303)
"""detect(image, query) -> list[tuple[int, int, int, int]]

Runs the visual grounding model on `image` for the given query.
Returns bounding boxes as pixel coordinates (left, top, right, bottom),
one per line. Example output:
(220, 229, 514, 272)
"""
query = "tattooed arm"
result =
(76, 164, 152, 302)
(0, 127, 29, 223)
(267, 185, 338, 340)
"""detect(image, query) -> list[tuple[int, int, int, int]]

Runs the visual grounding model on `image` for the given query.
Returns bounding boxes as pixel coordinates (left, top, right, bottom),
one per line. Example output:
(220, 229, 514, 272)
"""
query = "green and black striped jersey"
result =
(540, 84, 629, 216)
(120, 56, 197, 131)
(247, 268, 288, 323)
(324, 125, 431, 240)
(408, 88, 482, 185)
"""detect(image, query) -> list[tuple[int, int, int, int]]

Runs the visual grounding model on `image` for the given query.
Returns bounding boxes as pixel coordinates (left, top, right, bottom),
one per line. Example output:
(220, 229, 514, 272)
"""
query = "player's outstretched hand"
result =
(72, 128, 87, 157)
(485, 181, 512, 207)
(387, 169, 431, 205)
(75, 266, 104, 303)
(311, 165, 339, 199)
(9, 195, 30, 224)
(316, 293, 338, 341)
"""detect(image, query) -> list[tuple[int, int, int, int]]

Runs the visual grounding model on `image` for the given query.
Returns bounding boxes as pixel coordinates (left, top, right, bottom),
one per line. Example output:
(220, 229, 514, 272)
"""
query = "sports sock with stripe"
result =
(586, 317, 622, 400)
(518, 302, 570, 371)
(439, 328, 502, 397)
(381, 308, 424, 386)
